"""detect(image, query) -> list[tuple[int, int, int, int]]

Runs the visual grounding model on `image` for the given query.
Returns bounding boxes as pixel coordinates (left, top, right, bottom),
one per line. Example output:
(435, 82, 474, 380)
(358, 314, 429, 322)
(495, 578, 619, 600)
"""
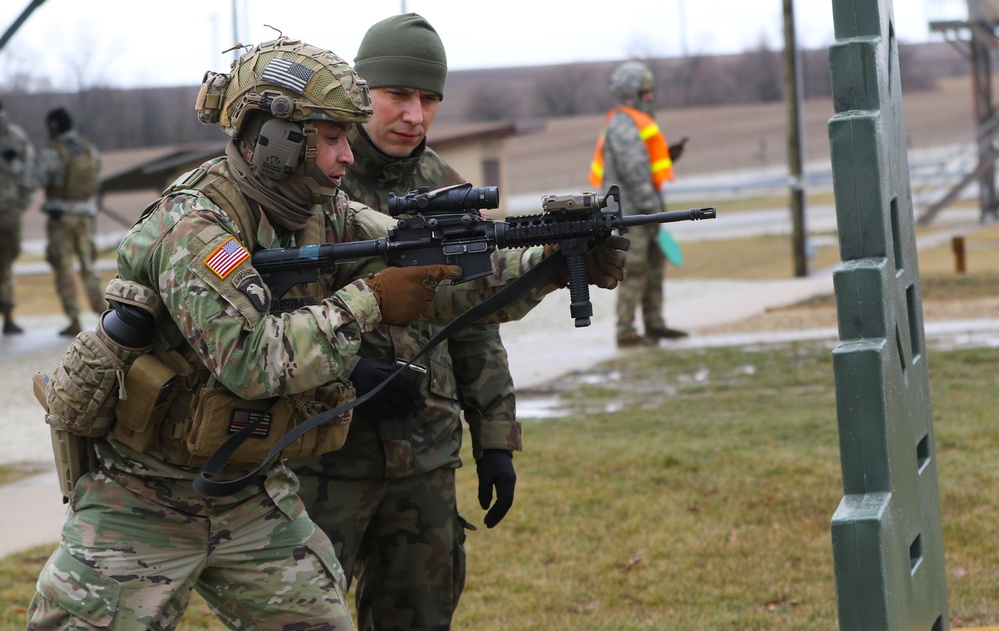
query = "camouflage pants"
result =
(616, 228, 666, 338)
(28, 467, 355, 630)
(45, 212, 106, 319)
(297, 468, 467, 631)
(0, 208, 23, 310)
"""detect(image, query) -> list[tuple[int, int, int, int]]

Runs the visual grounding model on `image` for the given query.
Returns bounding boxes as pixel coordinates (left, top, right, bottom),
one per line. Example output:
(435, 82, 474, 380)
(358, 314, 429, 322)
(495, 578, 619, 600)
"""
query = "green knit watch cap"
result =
(354, 13, 448, 99)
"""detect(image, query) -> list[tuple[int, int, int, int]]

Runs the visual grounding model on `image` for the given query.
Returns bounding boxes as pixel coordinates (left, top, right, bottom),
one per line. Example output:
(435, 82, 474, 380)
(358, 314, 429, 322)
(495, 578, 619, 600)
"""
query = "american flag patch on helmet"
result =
(261, 57, 315, 94)
(205, 236, 249, 279)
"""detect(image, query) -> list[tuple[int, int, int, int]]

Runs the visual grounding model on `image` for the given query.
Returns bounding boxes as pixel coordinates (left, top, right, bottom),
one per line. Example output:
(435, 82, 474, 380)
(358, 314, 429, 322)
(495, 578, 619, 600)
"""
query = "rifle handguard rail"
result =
(251, 184, 716, 326)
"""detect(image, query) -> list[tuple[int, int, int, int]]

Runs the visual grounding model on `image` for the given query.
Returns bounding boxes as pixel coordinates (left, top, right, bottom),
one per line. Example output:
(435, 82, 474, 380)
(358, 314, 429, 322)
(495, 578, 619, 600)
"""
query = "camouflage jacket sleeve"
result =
(0, 123, 36, 209)
(32, 145, 61, 190)
(117, 193, 382, 400)
(441, 245, 562, 455)
(450, 322, 521, 456)
(605, 111, 662, 214)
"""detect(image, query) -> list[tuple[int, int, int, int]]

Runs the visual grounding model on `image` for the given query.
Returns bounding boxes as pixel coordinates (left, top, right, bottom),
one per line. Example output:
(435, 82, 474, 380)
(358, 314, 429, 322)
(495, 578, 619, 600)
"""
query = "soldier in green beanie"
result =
(293, 12, 538, 630)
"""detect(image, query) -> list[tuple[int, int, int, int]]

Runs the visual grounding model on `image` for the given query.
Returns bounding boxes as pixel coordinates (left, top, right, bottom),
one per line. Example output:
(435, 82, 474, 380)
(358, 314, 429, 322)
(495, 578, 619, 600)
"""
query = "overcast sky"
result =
(0, 0, 947, 89)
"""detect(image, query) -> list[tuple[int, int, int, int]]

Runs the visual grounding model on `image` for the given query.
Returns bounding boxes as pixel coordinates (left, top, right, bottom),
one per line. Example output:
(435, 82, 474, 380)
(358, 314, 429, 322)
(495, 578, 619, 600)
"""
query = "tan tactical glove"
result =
(544, 235, 630, 290)
(364, 264, 463, 325)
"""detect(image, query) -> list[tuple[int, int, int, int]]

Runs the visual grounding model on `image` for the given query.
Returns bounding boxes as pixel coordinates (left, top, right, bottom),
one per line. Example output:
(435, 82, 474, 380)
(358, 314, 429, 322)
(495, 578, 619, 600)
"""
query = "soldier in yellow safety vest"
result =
(589, 60, 688, 347)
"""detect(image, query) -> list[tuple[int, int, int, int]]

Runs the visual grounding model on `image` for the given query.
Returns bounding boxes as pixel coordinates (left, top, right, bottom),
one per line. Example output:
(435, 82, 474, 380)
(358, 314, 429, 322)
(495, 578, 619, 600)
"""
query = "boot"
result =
(646, 326, 689, 340)
(2, 308, 23, 335)
(59, 318, 82, 337)
(616, 332, 656, 348)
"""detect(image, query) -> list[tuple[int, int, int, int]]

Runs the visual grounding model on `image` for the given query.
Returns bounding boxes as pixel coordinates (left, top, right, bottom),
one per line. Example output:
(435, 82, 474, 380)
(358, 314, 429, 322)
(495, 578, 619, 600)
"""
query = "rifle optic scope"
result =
(388, 183, 499, 216)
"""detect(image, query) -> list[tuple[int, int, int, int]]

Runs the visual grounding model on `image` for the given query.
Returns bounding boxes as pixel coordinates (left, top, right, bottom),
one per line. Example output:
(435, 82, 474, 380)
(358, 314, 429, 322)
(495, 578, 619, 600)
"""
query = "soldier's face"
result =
(313, 120, 354, 188)
(363, 87, 441, 158)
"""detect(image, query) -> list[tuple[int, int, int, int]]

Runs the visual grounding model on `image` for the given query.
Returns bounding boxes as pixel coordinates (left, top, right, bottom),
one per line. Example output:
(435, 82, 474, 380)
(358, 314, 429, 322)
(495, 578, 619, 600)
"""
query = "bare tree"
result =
(60, 32, 115, 93)
(531, 65, 603, 117)
(800, 48, 832, 99)
(464, 83, 520, 121)
(898, 43, 938, 92)
(0, 41, 967, 150)
(732, 36, 783, 103)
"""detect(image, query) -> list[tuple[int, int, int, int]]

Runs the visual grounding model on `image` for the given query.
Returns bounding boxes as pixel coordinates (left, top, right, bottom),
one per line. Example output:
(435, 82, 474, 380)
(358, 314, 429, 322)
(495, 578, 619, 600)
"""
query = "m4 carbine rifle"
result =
(252, 183, 716, 327)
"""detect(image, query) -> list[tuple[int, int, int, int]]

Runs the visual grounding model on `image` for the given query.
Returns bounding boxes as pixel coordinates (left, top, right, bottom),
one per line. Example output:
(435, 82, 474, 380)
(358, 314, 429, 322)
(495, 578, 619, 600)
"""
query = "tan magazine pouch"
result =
(186, 379, 354, 463)
(112, 353, 179, 453)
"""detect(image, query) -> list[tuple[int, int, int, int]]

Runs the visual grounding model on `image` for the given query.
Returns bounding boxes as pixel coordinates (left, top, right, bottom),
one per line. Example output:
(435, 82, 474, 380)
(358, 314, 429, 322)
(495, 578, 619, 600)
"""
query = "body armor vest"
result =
(112, 163, 354, 467)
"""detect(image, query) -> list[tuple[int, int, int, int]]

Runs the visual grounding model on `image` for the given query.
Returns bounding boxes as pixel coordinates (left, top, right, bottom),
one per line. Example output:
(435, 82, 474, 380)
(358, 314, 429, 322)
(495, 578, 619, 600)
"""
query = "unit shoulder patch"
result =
(231, 268, 269, 313)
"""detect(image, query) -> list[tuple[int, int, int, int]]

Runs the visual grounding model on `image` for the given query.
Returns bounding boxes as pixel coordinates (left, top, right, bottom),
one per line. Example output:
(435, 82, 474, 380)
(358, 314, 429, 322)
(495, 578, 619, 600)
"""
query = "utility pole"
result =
(231, 0, 239, 60)
(782, 0, 808, 277)
(0, 0, 47, 53)
(677, 0, 688, 57)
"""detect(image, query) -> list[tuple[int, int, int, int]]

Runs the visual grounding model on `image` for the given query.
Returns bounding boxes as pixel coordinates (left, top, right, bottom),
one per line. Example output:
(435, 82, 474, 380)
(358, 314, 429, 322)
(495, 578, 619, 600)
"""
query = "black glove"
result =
(477, 449, 516, 528)
(668, 136, 688, 162)
(1, 149, 16, 161)
(349, 359, 424, 421)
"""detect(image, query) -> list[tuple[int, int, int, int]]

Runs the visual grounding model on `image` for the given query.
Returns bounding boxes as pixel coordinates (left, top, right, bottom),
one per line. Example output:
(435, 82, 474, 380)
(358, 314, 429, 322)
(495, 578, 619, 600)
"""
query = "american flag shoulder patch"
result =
(261, 57, 315, 94)
(205, 236, 250, 279)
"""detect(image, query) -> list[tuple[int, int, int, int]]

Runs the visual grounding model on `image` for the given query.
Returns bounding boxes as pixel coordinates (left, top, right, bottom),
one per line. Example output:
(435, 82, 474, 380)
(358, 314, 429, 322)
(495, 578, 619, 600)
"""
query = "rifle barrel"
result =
(618, 207, 717, 229)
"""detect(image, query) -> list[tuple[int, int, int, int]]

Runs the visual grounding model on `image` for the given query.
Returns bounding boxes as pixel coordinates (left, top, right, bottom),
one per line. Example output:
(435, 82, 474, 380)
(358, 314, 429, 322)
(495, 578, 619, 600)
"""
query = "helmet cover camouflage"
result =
(199, 37, 373, 138)
(610, 61, 655, 104)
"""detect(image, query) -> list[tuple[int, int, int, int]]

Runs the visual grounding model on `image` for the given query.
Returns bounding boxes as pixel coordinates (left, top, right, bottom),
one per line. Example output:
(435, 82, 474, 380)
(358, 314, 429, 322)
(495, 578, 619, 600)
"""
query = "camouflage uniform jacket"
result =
(34, 130, 100, 216)
(598, 109, 667, 255)
(0, 118, 35, 213)
(295, 126, 527, 480)
(105, 156, 546, 491)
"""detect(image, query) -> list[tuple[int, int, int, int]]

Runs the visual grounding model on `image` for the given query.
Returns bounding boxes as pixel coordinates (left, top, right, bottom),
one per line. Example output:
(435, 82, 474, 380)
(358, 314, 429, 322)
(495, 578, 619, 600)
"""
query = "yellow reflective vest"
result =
(588, 105, 674, 190)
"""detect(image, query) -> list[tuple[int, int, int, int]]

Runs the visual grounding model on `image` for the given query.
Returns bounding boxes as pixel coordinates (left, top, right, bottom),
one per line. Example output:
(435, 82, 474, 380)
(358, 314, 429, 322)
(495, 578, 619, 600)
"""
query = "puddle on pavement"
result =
(518, 395, 627, 419)
(517, 395, 568, 419)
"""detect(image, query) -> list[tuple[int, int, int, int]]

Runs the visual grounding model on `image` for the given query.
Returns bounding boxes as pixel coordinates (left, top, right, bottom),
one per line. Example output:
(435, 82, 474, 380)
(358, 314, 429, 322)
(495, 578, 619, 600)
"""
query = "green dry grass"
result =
(5, 343, 999, 629)
(5, 193, 999, 627)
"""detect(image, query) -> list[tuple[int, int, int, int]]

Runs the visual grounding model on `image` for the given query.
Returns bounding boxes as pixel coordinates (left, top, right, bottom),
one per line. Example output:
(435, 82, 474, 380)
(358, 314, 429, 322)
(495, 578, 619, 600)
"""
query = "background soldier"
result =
(293, 14, 629, 630)
(34, 107, 106, 336)
(589, 61, 688, 347)
(0, 98, 35, 334)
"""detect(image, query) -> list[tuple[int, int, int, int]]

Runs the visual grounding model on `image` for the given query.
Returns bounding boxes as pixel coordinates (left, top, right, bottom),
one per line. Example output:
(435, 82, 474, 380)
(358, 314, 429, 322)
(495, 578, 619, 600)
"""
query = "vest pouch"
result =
(185, 379, 355, 465)
(112, 353, 179, 453)
(33, 371, 97, 502)
(303, 379, 355, 455)
(186, 388, 297, 464)
(49, 426, 98, 503)
(45, 316, 149, 438)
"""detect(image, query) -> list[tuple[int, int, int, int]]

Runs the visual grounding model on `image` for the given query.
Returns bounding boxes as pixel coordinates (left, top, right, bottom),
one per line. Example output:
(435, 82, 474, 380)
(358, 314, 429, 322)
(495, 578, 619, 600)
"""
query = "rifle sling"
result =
(193, 252, 566, 497)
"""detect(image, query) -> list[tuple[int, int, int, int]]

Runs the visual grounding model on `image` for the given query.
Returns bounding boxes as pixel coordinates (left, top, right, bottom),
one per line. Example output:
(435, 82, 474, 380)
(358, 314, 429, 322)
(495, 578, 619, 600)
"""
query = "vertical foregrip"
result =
(566, 253, 592, 327)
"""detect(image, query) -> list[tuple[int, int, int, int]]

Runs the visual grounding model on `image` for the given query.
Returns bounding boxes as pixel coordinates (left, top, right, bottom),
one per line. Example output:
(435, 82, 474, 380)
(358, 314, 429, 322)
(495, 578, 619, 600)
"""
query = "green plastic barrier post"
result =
(827, 0, 949, 628)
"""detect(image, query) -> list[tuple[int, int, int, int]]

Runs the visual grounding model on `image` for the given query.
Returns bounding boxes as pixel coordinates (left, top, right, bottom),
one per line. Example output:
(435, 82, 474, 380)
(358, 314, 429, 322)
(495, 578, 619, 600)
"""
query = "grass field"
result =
(3, 191, 999, 627)
(4, 342, 999, 629)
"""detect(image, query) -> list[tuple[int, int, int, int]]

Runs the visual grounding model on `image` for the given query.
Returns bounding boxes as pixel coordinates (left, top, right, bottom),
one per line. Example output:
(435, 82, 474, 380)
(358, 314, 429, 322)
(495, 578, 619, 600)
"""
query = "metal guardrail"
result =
(510, 143, 985, 220)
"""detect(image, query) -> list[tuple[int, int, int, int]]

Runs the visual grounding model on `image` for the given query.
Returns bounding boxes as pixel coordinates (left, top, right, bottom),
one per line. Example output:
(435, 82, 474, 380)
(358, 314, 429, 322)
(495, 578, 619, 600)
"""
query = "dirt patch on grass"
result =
(698, 271, 999, 335)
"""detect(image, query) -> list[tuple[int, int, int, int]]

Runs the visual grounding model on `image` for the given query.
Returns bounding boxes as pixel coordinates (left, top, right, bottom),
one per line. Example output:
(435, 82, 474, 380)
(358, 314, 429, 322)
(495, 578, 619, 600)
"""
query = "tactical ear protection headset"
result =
(254, 118, 305, 180)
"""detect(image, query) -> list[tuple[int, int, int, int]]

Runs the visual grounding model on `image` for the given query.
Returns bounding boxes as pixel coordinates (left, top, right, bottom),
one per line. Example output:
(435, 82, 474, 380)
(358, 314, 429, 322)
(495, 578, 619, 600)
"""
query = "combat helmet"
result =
(195, 36, 372, 181)
(197, 35, 372, 136)
(610, 60, 654, 106)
